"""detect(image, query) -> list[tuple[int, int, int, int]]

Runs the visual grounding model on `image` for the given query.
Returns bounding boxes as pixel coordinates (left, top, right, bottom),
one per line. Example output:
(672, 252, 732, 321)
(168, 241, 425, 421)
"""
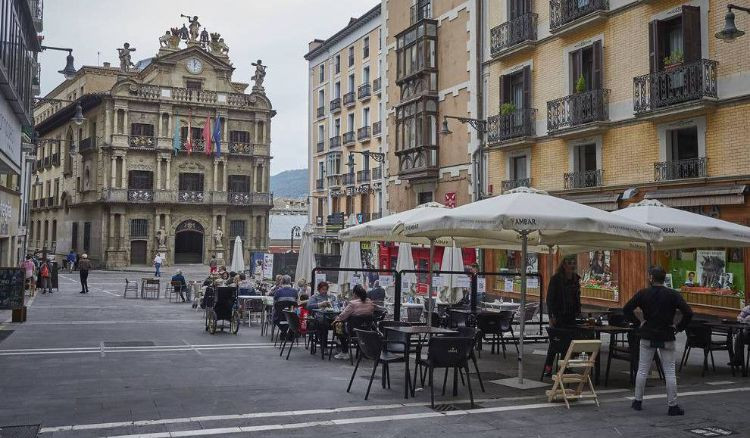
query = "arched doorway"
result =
(174, 220, 204, 264)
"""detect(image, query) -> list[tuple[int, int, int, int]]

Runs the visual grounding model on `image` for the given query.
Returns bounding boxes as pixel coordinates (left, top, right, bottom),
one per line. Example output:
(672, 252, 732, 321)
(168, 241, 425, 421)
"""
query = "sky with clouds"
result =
(39, 0, 378, 175)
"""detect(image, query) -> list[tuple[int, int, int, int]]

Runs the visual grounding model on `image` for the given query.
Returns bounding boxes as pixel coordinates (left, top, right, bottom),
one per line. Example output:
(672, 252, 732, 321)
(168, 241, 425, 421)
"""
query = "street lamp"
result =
(715, 4, 750, 41)
(40, 46, 77, 79)
(34, 97, 87, 127)
(290, 225, 301, 252)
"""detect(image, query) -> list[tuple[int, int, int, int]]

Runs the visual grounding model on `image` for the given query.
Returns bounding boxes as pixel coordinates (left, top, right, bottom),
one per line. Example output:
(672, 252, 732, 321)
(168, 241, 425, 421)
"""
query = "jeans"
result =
(635, 339, 678, 406)
(41, 276, 52, 293)
(80, 270, 89, 293)
(155, 263, 161, 277)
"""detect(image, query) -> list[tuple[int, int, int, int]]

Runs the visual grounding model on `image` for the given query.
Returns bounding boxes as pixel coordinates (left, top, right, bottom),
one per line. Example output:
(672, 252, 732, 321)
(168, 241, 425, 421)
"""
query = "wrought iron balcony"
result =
(79, 137, 95, 152)
(316, 140, 325, 153)
(178, 190, 205, 203)
(342, 173, 356, 186)
(357, 126, 371, 141)
(550, 0, 608, 31)
(228, 142, 253, 155)
(342, 131, 356, 145)
(633, 59, 718, 115)
(502, 178, 531, 192)
(372, 121, 382, 136)
(373, 77, 382, 94)
(343, 92, 356, 107)
(327, 174, 342, 187)
(316, 106, 325, 118)
(357, 169, 371, 183)
(654, 157, 707, 181)
(228, 192, 251, 205)
(371, 167, 382, 180)
(330, 136, 341, 149)
(490, 13, 538, 57)
(128, 189, 154, 202)
(315, 178, 324, 190)
(564, 169, 603, 189)
(358, 83, 371, 100)
(396, 146, 439, 180)
(487, 109, 537, 144)
(330, 97, 341, 113)
(181, 138, 206, 153)
(129, 135, 155, 148)
(547, 89, 610, 132)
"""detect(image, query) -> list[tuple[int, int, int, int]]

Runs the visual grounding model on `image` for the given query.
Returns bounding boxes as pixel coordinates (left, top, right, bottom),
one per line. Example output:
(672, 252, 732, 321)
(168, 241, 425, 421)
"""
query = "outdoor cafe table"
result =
(383, 326, 457, 399)
(705, 321, 749, 377)
(574, 324, 634, 385)
(238, 295, 273, 331)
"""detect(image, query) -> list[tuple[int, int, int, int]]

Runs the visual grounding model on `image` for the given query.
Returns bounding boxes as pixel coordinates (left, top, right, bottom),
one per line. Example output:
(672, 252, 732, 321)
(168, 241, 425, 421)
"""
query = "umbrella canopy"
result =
(339, 216, 363, 289)
(294, 225, 317, 284)
(396, 242, 417, 286)
(439, 242, 465, 304)
(339, 202, 453, 245)
(230, 236, 245, 273)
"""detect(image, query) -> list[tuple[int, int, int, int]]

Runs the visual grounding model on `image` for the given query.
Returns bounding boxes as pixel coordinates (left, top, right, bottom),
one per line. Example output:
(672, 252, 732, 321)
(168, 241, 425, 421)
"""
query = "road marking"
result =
(705, 381, 735, 386)
(100, 341, 105, 357)
(17, 319, 199, 325)
(625, 386, 750, 400)
(0, 342, 278, 356)
(182, 339, 202, 355)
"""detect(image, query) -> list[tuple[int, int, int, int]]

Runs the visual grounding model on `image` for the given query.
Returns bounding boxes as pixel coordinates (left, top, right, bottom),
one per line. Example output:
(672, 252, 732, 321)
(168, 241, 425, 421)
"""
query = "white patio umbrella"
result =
(395, 242, 417, 291)
(403, 187, 663, 384)
(339, 216, 363, 293)
(294, 225, 317, 285)
(230, 235, 245, 273)
(439, 241, 465, 303)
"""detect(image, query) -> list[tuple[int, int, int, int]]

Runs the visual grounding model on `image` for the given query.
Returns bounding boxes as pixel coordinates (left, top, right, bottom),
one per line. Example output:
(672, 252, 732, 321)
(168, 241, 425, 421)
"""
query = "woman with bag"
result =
(39, 260, 53, 294)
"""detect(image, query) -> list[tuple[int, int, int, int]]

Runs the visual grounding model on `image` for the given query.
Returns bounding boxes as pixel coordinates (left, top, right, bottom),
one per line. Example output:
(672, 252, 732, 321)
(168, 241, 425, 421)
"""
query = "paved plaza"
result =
(0, 269, 748, 438)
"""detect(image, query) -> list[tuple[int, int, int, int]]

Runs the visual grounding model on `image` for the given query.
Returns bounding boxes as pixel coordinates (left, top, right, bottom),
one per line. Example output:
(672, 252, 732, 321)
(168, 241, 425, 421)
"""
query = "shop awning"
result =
(645, 184, 747, 207)
(559, 192, 621, 211)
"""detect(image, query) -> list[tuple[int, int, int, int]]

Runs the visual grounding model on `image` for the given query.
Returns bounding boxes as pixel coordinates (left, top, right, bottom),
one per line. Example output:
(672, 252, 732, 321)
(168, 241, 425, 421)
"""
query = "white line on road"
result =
(625, 386, 750, 400)
(17, 319, 198, 325)
(0, 342, 278, 356)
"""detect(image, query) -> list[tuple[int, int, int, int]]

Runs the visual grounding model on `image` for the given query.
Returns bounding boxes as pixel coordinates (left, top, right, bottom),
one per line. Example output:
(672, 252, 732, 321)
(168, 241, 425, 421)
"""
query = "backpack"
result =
(40, 263, 50, 277)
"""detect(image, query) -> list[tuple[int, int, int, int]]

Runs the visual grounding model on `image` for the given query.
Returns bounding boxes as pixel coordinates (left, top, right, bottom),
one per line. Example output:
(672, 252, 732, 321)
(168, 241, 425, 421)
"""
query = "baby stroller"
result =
(205, 286, 240, 335)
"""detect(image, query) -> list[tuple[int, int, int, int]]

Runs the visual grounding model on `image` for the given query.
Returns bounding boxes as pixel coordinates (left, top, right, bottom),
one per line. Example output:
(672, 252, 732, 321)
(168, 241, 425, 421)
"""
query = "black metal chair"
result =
(424, 336, 475, 408)
(344, 315, 375, 365)
(435, 326, 486, 393)
(604, 330, 665, 386)
(279, 310, 302, 360)
(680, 322, 732, 377)
(272, 300, 295, 347)
(477, 311, 517, 358)
(347, 329, 406, 400)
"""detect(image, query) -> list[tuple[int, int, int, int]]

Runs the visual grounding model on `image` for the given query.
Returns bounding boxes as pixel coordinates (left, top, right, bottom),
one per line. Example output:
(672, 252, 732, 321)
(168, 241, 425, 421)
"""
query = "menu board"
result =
(0, 268, 24, 309)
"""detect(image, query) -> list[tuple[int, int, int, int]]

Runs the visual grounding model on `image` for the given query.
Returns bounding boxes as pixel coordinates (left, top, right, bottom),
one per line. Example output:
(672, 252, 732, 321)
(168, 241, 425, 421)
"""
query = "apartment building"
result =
(305, 5, 385, 255)
(483, 0, 750, 317)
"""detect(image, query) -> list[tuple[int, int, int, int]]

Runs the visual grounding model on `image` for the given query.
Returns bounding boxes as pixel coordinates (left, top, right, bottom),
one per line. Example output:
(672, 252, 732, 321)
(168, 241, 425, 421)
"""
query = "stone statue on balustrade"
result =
(251, 59, 267, 92)
(156, 227, 168, 249)
(209, 33, 229, 56)
(200, 28, 210, 48)
(180, 14, 201, 42)
(117, 43, 136, 72)
(213, 226, 224, 249)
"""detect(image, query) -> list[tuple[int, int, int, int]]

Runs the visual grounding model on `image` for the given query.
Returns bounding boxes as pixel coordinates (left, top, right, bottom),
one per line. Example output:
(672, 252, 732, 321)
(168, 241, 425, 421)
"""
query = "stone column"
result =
(120, 156, 127, 188)
(110, 156, 117, 187)
(222, 162, 227, 192)
(213, 160, 218, 192)
(165, 158, 171, 190)
(156, 158, 162, 190)
(123, 110, 129, 135)
(108, 213, 115, 249)
(104, 107, 112, 142)
(119, 213, 126, 250)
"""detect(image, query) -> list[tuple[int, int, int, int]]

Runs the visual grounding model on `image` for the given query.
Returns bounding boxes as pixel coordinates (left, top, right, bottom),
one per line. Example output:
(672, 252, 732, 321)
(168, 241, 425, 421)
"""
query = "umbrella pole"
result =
(545, 245, 554, 336)
(645, 242, 653, 288)
(428, 239, 435, 333)
(518, 231, 529, 385)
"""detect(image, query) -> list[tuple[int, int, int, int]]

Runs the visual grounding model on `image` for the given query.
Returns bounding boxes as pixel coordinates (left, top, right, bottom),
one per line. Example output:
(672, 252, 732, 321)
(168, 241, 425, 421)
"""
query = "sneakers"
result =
(631, 400, 642, 411)
(334, 352, 350, 360)
(668, 405, 685, 416)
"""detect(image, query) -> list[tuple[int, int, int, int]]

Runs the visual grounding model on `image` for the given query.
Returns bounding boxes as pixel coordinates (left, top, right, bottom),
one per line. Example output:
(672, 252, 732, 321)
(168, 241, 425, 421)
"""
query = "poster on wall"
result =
(695, 250, 727, 289)
(526, 253, 538, 273)
(250, 252, 265, 279)
(262, 253, 274, 280)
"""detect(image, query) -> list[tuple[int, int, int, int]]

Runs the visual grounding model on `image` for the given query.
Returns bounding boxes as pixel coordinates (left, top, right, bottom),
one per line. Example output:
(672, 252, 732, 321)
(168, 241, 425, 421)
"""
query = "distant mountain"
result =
(270, 168, 309, 199)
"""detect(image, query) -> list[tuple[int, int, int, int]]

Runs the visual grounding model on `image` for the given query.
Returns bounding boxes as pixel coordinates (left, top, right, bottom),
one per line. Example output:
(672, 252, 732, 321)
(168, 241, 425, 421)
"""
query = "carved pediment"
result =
(176, 161, 206, 171)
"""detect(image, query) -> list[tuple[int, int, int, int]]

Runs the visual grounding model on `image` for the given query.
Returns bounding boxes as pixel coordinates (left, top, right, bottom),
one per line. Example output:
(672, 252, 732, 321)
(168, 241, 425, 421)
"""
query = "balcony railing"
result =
(550, 0, 608, 31)
(228, 192, 251, 205)
(327, 175, 342, 187)
(79, 137, 95, 152)
(128, 189, 154, 202)
(633, 59, 718, 115)
(373, 77, 382, 93)
(129, 135, 155, 148)
(502, 178, 531, 192)
(397, 146, 439, 180)
(330, 136, 341, 149)
(316, 140, 325, 153)
(547, 89, 610, 132)
(371, 167, 382, 180)
(178, 190, 205, 203)
(228, 142, 253, 155)
(343, 92, 356, 107)
(564, 169, 603, 189)
(131, 85, 257, 108)
(181, 138, 206, 153)
(373, 121, 382, 136)
(330, 97, 341, 112)
(357, 126, 371, 141)
(487, 108, 536, 143)
(342, 131, 356, 145)
(357, 169, 371, 183)
(358, 83, 371, 100)
(316, 106, 325, 118)
(654, 157, 708, 181)
(490, 13, 538, 56)
(315, 178, 324, 190)
(342, 173, 356, 186)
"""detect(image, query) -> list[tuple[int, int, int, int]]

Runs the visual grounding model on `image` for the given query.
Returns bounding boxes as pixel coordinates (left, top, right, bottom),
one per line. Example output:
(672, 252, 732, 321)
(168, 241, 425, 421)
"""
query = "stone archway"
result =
(174, 220, 204, 264)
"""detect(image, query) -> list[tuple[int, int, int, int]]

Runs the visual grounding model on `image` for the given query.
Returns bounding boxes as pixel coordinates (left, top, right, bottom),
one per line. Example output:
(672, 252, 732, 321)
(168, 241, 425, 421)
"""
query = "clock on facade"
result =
(186, 58, 203, 74)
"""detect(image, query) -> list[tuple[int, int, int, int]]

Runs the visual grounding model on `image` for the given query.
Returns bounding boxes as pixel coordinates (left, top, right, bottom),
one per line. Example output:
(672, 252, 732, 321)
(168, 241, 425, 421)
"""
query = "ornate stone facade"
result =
(31, 20, 274, 268)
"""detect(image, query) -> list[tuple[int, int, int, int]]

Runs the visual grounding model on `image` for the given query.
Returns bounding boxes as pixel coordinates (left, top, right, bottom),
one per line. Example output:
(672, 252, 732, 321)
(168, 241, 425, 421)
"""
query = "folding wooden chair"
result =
(546, 339, 602, 409)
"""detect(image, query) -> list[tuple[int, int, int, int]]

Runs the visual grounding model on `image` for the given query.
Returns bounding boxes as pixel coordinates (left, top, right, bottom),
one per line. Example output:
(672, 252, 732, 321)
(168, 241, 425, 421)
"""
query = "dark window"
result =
(510, 155, 527, 180)
(360, 194, 370, 215)
(128, 170, 153, 189)
(508, 0, 531, 20)
(394, 97, 438, 152)
(83, 222, 91, 251)
(499, 66, 531, 110)
(130, 219, 148, 238)
(130, 123, 154, 136)
(348, 46, 354, 66)
(575, 144, 597, 173)
(229, 220, 246, 238)
(186, 80, 202, 90)
(668, 127, 699, 161)
(569, 41, 602, 93)
(363, 37, 370, 58)
(418, 191, 433, 204)
(319, 64, 325, 82)
(649, 6, 701, 73)
(180, 126, 203, 142)
(229, 130, 250, 143)
(334, 55, 340, 74)
(228, 175, 250, 192)
(178, 173, 205, 191)
(346, 196, 354, 215)
(317, 198, 324, 217)
(52, 220, 57, 243)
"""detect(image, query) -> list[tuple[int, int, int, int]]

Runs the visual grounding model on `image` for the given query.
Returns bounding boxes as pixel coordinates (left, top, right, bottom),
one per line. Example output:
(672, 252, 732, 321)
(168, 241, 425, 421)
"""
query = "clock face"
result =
(186, 58, 203, 74)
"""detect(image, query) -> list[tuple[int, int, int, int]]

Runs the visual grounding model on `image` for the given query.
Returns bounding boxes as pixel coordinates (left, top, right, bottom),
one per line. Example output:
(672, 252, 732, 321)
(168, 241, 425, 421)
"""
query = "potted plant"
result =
(499, 102, 516, 116)
(663, 50, 684, 71)
(575, 74, 586, 94)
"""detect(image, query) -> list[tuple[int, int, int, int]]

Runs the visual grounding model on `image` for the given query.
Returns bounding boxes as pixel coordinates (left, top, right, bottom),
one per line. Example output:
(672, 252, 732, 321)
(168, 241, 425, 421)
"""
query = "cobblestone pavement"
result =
(0, 268, 747, 437)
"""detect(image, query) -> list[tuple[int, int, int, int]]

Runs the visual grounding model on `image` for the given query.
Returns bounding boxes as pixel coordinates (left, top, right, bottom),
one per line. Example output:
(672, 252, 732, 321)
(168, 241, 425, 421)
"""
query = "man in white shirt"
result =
(153, 253, 163, 277)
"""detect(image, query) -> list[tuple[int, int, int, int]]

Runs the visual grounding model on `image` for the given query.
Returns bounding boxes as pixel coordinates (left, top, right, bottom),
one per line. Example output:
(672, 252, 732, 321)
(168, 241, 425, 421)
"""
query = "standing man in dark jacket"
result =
(543, 257, 582, 375)
(624, 266, 693, 416)
(77, 254, 92, 294)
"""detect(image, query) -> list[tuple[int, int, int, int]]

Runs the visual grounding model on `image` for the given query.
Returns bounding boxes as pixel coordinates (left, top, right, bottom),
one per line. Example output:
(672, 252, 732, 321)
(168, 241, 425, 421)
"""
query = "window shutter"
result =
(648, 20, 658, 73)
(569, 49, 582, 93)
(522, 0, 531, 15)
(682, 5, 702, 63)
(499, 74, 509, 104)
(592, 40, 603, 90)
(522, 66, 531, 110)
(508, 0, 516, 21)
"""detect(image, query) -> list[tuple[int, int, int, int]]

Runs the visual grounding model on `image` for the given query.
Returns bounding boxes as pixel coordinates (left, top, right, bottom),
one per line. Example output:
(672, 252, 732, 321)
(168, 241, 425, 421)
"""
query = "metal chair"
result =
(347, 329, 406, 400)
(424, 336, 475, 408)
(477, 311, 517, 358)
(680, 322, 732, 377)
(123, 279, 139, 299)
(279, 311, 302, 360)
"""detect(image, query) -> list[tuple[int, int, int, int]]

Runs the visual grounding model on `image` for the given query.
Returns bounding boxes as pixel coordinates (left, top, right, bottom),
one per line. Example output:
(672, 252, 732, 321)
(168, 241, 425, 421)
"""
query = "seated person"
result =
(306, 281, 332, 310)
(238, 274, 255, 295)
(226, 271, 238, 286)
(367, 280, 386, 305)
(730, 304, 750, 366)
(171, 270, 188, 302)
(273, 275, 298, 324)
(333, 285, 376, 360)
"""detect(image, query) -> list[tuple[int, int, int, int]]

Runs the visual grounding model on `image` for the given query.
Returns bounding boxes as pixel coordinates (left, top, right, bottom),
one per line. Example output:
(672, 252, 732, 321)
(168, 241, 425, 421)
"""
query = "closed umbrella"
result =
(294, 225, 317, 285)
(339, 216, 363, 293)
(396, 242, 417, 291)
(230, 236, 245, 273)
(403, 187, 662, 384)
(439, 241, 465, 303)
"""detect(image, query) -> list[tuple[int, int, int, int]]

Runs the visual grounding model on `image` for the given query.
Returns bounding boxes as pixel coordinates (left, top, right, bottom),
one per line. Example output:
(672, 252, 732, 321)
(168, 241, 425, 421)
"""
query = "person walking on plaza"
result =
(66, 249, 77, 273)
(624, 266, 693, 416)
(77, 254, 92, 294)
(39, 259, 53, 294)
(209, 255, 218, 274)
(543, 257, 582, 376)
(21, 255, 36, 297)
(153, 253, 163, 277)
